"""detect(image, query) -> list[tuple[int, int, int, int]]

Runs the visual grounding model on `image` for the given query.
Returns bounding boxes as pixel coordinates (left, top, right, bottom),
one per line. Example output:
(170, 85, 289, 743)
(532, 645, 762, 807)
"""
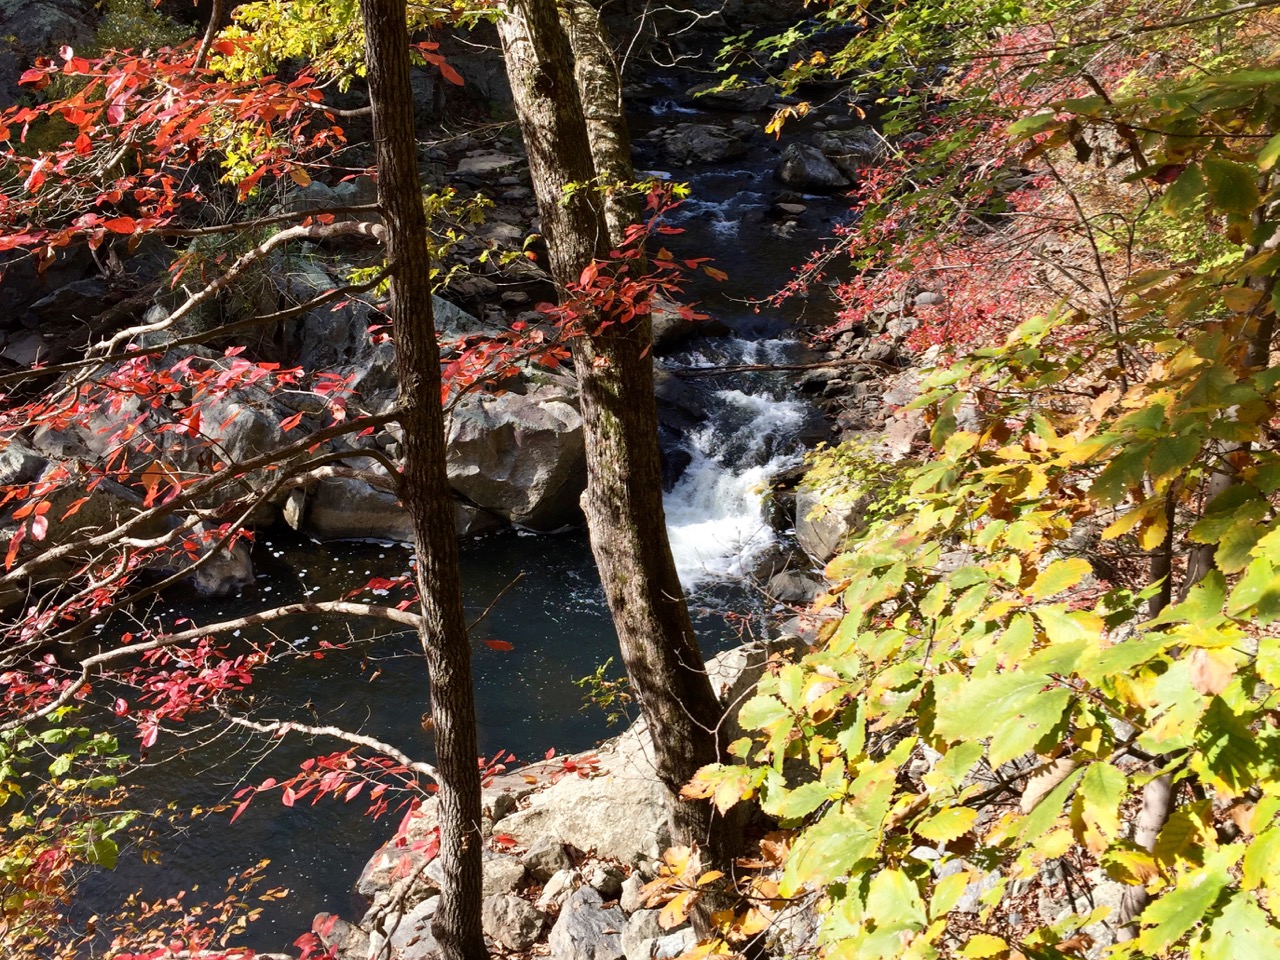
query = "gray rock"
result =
(548, 886, 626, 960)
(386, 896, 441, 960)
(357, 799, 440, 899)
(312, 912, 370, 960)
(622, 909, 663, 960)
(481, 893, 544, 951)
(654, 929, 696, 958)
(585, 862, 624, 900)
(765, 570, 822, 604)
(537, 868, 578, 909)
(775, 143, 851, 191)
(482, 854, 526, 896)
(523, 836, 574, 881)
(0, 439, 48, 487)
(455, 152, 521, 177)
(499, 723, 670, 865)
(446, 385, 586, 530)
(304, 477, 416, 543)
(619, 873, 646, 915)
(184, 523, 254, 598)
(812, 127, 884, 180)
(794, 486, 864, 563)
(915, 290, 945, 307)
(688, 81, 773, 112)
(659, 123, 750, 166)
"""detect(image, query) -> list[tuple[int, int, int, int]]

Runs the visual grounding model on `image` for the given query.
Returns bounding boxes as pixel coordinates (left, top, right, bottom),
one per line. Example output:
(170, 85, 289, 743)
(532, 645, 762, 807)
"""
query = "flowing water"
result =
(75, 82, 854, 951)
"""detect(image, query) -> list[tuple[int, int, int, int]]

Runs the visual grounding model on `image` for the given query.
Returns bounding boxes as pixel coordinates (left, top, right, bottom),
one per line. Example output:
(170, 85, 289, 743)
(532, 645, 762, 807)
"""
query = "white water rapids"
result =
(661, 338, 809, 588)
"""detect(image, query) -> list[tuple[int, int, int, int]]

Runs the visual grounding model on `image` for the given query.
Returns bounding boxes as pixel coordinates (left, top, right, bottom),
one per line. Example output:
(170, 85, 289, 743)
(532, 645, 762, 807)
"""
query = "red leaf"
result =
(282, 786, 296, 807)
(60, 496, 90, 520)
(482, 639, 514, 651)
(545, 747, 556, 760)
(230, 797, 252, 824)
(113, 698, 129, 716)
(279, 410, 304, 431)
(102, 216, 137, 234)
(30, 514, 48, 541)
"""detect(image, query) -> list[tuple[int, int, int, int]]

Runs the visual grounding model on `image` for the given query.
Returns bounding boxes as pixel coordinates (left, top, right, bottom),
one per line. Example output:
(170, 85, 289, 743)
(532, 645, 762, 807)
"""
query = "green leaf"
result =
(764, 779, 836, 820)
(739, 694, 790, 732)
(780, 807, 878, 896)
(933, 670, 1050, 741)
(1079, 762, 1127, 840)
(865, 868, 927, 931)
(1202, 892, 1280, 960)
(85, 837, 118, 870)
(1161, 163, 1205, 216)
(1202, 156, 1261, 217)
(1137, 863, 1232, 952)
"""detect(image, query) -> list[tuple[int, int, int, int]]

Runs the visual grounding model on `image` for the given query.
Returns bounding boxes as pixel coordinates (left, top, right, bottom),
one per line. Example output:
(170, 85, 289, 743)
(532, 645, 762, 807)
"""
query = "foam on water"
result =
(664, 384, 807, 588)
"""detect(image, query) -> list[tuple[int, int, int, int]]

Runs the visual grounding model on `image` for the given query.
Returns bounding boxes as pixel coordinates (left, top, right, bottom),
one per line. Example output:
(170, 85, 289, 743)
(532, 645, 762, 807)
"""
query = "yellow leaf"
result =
(660, 889, 697, 930)
(961, 934, 1009, 958)
(1027, 558, 1092, 600)
(288, 166, 312, 187)
(1139, 510, 1170, 551)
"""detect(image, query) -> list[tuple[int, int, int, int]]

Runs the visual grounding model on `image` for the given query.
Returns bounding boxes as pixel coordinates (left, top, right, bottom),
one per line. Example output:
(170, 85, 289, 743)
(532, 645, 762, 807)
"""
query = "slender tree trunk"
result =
(495, 0, 739, 906)
(358, 0, 486, 957)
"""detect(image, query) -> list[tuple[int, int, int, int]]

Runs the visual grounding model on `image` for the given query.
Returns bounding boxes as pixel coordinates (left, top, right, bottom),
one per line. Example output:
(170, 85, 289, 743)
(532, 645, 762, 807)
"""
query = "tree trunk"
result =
(358, 0, 486, 957)
(495, 0, 739, 898)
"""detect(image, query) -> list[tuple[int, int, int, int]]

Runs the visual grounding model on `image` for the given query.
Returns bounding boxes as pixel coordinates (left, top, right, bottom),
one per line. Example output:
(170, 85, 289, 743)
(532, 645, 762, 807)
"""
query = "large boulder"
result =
(446, 383, 586, 530)
(497, 720, 670, 865)
(547, 886, 625, 960)
(659, 123, 750, 166)
(0, 0, 96, 104)
(794, 486, 864, 563)
(688, 81, 774, 112)
(775, 142, 851, 191)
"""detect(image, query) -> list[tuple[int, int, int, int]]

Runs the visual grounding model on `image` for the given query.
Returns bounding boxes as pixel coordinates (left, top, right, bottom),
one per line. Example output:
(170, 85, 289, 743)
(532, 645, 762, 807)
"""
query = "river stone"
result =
(386, 896, 442, 960)
(619, 873, 646, 914)
(305, 477, 416, 543)
(775, 142, 851, 191)
(659, 123, 749, 166)
(622, 909, 663, 960)
(688, 80, 773, 112)
(481, 893, 544, 951)
(498, 722, 669, 865)
(523, 835, 574, 881)
(794, 486, 864, 563)
(548, 886, 625, 960)
(482, 854, 527, 896)
(445, 384, 586, 530)
(765, 570, 822, 604)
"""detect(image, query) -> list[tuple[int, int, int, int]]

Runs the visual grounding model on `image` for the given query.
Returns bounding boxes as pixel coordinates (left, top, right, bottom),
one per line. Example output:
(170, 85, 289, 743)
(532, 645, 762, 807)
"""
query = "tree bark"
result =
(358, 0, 486, 957)
(495, 0, 739, 903)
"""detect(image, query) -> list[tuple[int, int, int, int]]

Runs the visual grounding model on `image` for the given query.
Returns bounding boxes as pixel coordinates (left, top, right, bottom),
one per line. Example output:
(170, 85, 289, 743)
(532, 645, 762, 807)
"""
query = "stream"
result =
(74, 81, 854, 952)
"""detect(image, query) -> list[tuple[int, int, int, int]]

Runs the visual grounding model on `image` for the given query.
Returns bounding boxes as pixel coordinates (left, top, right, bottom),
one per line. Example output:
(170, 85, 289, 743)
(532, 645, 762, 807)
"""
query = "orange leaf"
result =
(483, 639, 514, 651)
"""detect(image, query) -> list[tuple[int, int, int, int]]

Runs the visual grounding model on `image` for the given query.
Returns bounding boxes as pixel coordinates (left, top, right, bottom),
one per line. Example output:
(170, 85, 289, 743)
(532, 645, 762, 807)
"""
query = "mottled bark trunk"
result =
(495, 0, 738, 889)
(358, 0, 486, 957)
